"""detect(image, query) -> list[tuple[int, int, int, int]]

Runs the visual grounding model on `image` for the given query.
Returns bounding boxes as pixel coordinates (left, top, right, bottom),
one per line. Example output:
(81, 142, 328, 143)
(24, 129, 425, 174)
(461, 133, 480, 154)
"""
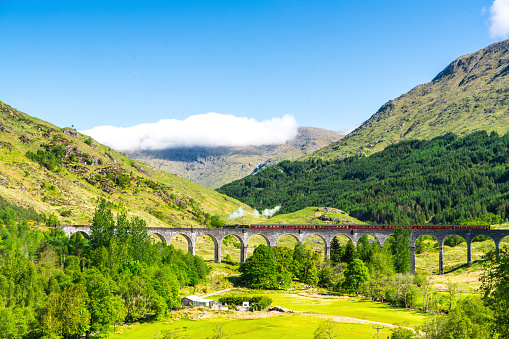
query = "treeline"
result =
(0, 195, 41, 225)
(0, 200, 209, 338)
(218, 131, 509, 224)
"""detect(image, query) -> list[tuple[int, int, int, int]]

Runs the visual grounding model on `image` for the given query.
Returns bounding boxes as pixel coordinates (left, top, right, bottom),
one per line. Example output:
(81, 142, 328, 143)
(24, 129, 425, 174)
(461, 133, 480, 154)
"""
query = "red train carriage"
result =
(235, 224, 490, 230)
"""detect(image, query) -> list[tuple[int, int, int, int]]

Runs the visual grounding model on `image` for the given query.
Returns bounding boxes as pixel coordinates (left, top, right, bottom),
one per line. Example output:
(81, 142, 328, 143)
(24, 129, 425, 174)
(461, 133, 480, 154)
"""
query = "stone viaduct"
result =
(60, 225, 509, 275)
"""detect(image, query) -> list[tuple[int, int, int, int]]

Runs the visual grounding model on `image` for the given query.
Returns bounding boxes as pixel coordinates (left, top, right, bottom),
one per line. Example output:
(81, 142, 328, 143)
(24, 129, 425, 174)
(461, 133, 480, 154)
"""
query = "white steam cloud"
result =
(229, 207, 246, 219)
(229, 207, 262, 219)
(490, 0, 509, 38)
(262, 206, 281, 218)
(80, 113, 298, 151)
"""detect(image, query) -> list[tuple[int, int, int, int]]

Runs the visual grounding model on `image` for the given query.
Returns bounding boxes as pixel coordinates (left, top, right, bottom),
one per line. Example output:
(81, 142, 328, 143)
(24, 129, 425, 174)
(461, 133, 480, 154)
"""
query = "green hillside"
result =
(0, 100, 258, 227)
(267, 206, 365, 225)
(310, 39, 509, 160)
(218, 131, 509, 224)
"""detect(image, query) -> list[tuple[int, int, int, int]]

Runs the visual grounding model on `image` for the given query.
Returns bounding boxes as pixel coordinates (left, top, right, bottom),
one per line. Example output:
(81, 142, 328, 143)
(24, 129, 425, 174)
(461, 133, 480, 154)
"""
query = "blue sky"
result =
(0, 0, 507, 148)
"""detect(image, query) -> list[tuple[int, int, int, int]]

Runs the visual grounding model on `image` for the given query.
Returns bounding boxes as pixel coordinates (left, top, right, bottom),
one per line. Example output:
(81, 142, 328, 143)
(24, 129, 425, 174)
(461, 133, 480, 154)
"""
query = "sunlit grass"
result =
(268, 293, 425, 327)
(110, 315, 391, 339)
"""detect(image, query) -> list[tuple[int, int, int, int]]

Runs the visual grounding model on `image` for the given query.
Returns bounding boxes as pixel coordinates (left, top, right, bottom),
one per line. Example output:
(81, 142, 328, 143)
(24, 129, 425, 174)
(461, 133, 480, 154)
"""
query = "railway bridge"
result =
(60, 225, 509, 275)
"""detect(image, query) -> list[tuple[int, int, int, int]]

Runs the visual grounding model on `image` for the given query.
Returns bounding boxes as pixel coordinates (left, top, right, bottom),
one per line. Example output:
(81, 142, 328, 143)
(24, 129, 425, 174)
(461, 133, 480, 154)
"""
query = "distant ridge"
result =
(127, 127, 342, 189)
(309, 39, 509, 160)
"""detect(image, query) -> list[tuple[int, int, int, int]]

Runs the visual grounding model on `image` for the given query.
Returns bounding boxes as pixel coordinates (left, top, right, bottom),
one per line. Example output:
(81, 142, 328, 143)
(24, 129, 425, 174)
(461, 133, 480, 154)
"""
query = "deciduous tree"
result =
(480, 248, 509, 337)
(313, 318, 340, 339)
(341, 259, 370, 294)
(239, 245, 278, 289)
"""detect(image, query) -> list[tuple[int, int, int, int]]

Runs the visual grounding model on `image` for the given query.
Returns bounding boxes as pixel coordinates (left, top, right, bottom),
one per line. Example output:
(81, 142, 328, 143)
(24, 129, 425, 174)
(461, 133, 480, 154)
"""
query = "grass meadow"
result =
(110, 293, 420, 339)
(111, 314, 392, 339)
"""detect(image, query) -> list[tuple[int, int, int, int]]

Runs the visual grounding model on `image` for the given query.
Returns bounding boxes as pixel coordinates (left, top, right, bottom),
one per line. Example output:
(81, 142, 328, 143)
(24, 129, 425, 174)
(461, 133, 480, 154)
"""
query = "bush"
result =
(444, 235, 465, 247)
(26, 150, 62, 170)
(217, 295, 272, 310)
(391, 326, 414, 339)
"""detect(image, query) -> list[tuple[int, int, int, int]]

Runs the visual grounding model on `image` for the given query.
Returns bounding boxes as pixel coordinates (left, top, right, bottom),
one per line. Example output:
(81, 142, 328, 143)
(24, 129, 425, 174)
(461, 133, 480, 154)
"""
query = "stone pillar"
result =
(215, 243, 221, 263)
(410, 246, 416, 274)
(496, 240, 500, 259)
(467, 241, 472, 266)
(190, 228, 196, 256)
(439, 242, 444, 275)
(324, 242, 330, 258)
(240, 245, 248, 265)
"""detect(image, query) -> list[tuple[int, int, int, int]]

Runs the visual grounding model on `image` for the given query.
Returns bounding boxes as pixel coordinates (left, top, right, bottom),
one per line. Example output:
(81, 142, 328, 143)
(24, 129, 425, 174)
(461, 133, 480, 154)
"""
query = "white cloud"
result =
(80, 113, 298, 151)
(262, 206, 281, 218)
(490, 0, 509, 38)
(253, 210, 260, 218)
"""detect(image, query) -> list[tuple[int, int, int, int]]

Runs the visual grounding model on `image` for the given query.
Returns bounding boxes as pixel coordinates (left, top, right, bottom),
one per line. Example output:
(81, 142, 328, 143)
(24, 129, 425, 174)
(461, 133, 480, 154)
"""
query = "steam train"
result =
(222, 224, 490, 230)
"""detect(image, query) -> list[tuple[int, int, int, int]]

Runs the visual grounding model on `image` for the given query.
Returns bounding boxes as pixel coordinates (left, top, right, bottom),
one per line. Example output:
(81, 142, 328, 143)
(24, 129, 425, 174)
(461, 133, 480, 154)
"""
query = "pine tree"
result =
(342, 240, 356, 264)
(292, 242, 306, 279)
(330, 237, 342, 264)
(391, 227, 412, 274)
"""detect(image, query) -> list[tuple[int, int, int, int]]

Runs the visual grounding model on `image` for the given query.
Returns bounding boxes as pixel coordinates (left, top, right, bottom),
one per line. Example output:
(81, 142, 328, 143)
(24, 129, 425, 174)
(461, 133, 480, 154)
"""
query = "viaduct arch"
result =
(59, 225, 509, 275)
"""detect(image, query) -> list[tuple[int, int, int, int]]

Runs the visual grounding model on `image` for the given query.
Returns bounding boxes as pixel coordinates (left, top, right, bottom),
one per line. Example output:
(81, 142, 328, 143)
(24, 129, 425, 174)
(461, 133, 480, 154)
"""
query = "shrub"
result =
(217, 295, 272, 310)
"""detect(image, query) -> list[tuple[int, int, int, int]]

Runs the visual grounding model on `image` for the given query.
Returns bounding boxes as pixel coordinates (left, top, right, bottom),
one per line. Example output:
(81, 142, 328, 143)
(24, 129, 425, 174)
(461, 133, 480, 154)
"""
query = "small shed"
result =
(181, 295, 215, 307)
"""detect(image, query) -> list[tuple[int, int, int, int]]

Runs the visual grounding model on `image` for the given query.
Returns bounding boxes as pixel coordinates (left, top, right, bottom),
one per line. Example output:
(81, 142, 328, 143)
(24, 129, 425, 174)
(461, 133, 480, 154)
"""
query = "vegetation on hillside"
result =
(0, 100, 256, 227)
(219, 131, 509, 224)
(0, 201, 209, 338)
(309, 39, 509, 161)
(0, 194, 41, 225)
(266, 206, 365, 224)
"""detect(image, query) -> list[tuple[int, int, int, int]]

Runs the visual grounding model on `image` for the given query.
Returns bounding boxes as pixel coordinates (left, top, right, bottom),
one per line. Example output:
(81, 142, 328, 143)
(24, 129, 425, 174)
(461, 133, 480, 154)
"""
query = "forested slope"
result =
(218, 131, 509, 224)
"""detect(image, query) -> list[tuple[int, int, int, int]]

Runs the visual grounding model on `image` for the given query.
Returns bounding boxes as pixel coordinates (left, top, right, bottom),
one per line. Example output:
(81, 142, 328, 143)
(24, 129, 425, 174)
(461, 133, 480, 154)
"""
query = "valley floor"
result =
(124, 233, 508, 338)
(111, 292, 423, 339)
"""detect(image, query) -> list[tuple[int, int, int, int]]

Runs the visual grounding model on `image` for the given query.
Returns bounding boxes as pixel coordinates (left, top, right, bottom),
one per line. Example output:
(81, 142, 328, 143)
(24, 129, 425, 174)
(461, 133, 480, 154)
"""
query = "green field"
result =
(268, 293, 424, 327)
(110, 293, 422, 339)
(111, 314, 393, 339)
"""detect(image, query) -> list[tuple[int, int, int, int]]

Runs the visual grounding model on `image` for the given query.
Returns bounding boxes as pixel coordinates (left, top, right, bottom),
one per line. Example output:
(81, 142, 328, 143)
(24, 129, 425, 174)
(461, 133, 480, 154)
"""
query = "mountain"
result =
(218, 39, 509, 223)
(309, 39, 509, 160)
(0, 100, 258, 227)
(218, 131, 509, 225)
(126, 127, 342, 189)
